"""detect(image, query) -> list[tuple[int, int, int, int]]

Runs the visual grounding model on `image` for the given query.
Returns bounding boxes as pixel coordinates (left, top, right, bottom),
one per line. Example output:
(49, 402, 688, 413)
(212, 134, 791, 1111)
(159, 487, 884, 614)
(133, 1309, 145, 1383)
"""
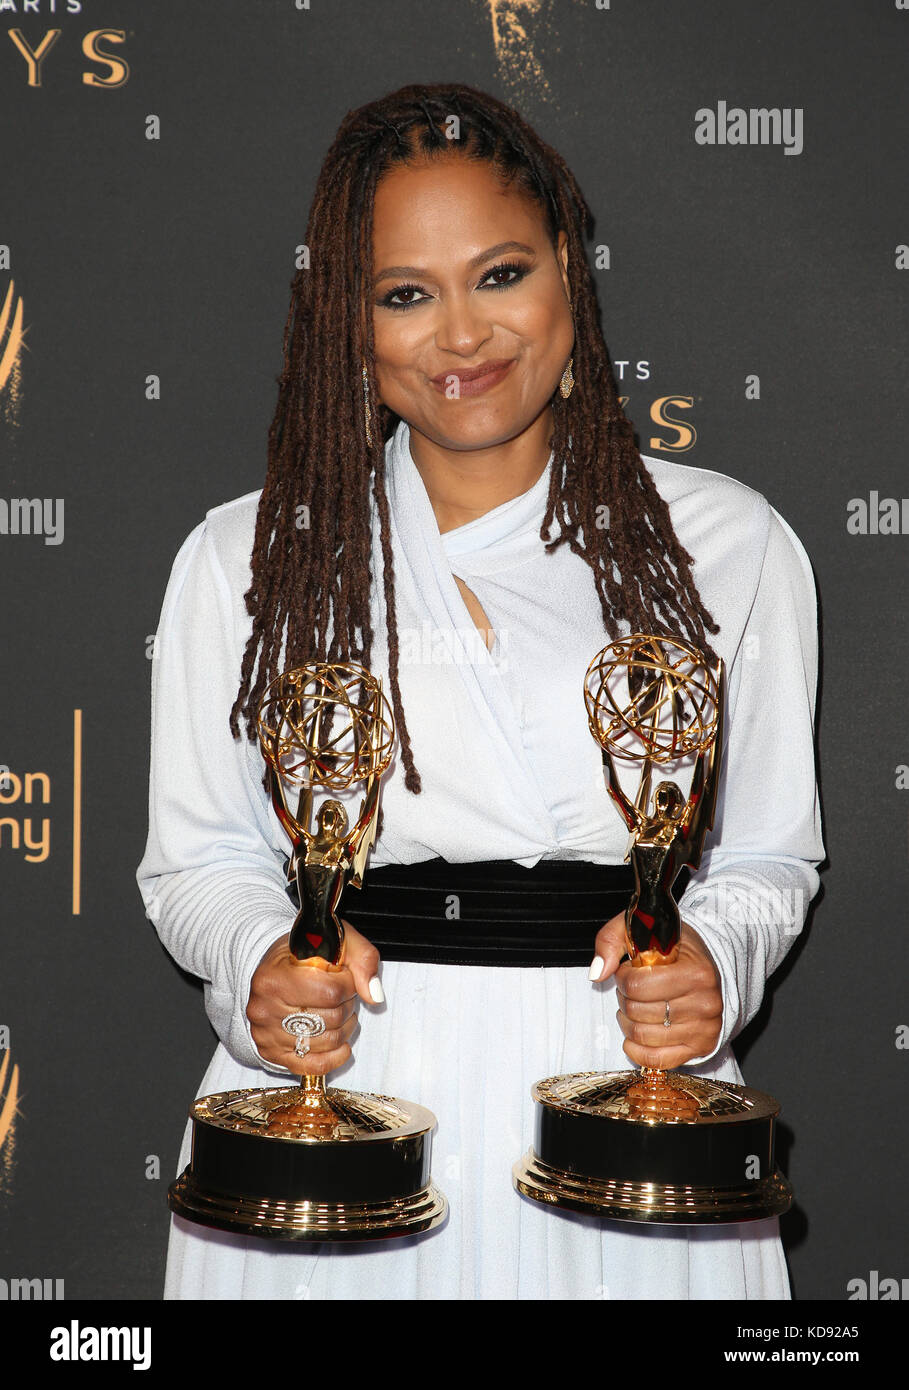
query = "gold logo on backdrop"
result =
(484, 0, 555, 106)
(0, 769, 51, 864)
(0, 280, 26, 428)
(618, 395, 698, 454)
(0, 711, 81, 912)
(5, 28, 130, 87)
(0, 1047, 20, 1195)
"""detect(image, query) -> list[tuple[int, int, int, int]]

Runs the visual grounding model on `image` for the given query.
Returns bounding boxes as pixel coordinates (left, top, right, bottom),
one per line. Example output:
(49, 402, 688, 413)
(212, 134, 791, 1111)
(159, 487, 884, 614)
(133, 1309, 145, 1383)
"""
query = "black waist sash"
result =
(284, 857, 652, 966)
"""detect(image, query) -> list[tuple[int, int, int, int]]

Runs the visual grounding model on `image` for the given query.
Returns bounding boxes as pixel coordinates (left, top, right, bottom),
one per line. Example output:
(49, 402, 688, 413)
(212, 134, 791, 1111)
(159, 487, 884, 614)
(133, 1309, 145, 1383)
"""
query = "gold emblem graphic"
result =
(0, 279, 27, 428)
(0, 1048, 20, 1194)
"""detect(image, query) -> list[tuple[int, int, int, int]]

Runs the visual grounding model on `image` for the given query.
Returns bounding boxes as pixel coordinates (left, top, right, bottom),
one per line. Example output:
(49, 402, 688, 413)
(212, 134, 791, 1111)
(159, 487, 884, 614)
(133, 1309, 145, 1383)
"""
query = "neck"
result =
(407, 407, 553, 535)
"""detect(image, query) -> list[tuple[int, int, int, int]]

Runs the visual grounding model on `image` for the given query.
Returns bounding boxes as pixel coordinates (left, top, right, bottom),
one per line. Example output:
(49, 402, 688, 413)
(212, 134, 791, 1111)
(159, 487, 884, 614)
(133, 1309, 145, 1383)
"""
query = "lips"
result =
(430, 359, 515, 396)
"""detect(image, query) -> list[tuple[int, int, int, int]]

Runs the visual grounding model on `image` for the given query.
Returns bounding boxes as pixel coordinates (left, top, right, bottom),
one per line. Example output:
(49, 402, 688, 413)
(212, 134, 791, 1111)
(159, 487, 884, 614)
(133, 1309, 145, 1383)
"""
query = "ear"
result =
(557, 229, 571, 302)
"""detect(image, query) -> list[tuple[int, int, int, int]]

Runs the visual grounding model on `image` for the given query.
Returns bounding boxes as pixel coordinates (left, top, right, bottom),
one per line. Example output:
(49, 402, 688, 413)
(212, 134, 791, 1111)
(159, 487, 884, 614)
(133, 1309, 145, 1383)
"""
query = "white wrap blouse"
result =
(137, 419, 824, 1300)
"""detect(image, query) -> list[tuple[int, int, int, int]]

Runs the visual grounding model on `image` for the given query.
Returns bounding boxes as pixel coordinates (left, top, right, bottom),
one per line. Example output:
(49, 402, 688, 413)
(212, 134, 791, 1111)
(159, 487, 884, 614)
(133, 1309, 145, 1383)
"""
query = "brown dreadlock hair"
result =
(229, 82, 720, 791)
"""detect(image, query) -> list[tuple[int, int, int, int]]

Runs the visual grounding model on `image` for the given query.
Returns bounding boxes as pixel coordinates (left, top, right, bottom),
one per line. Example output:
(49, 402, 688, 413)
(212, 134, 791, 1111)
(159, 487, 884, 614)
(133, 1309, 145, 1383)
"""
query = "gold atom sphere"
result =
(584, 634, 720, 765)
(256, 662, 395, 792)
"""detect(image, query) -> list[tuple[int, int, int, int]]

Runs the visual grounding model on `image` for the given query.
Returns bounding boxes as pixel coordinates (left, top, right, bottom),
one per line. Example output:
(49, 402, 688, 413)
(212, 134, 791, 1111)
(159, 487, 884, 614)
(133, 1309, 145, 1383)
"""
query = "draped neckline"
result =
(386, 418, 554, 566)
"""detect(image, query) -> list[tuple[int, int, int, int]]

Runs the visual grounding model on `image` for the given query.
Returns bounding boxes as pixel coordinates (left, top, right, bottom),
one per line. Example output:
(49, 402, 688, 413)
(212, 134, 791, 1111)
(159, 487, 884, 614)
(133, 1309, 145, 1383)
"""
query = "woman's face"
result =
(370, 154, 574, 454)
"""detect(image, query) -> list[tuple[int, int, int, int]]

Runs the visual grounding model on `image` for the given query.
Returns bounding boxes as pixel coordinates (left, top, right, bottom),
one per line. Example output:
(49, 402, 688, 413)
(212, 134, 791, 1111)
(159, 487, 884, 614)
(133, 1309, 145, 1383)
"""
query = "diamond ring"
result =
(281, 1011, 327, 1058)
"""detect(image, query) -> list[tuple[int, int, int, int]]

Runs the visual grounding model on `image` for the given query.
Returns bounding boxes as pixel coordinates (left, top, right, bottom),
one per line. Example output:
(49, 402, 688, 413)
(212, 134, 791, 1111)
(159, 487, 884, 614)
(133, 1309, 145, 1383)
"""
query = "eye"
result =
(479, 260, 530, 289)
(379, 282, 428, 312)
(377, 259, 532, 312)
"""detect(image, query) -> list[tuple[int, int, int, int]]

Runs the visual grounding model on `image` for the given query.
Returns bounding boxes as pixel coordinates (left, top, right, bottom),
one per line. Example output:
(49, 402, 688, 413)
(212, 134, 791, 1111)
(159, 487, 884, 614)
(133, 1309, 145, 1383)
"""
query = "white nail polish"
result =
(368, 975, 385, 1004)
(588, 956, 605, 983)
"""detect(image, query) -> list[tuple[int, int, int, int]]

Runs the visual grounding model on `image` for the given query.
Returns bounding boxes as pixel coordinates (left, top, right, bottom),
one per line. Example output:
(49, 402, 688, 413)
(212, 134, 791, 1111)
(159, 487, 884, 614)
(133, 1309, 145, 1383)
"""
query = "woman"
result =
(137, 83, 824, 1299)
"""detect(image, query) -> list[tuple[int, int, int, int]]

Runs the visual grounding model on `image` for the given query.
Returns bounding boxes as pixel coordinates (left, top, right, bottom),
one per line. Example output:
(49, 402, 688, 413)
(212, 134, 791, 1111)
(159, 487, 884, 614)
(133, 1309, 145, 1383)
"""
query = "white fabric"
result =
(137, 419, 824, 1300)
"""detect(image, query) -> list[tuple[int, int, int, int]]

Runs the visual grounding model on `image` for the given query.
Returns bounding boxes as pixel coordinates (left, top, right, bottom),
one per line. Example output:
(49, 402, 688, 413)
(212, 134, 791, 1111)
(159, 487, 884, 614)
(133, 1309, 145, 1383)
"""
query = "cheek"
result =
(512, 293, 573, 357)
(372, 319, 432, 394)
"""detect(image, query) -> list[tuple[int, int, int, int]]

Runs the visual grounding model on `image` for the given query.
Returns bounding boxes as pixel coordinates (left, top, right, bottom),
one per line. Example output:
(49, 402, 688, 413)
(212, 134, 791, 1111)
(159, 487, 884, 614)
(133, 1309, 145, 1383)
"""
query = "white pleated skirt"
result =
(163, 961, 790, 1300)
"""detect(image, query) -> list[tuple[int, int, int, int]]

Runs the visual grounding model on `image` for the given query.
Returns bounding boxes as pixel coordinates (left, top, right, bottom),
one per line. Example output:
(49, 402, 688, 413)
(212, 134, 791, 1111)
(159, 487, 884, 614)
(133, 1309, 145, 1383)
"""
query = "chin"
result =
(416, 401, 550, 452)
(435, 420, 513, 448)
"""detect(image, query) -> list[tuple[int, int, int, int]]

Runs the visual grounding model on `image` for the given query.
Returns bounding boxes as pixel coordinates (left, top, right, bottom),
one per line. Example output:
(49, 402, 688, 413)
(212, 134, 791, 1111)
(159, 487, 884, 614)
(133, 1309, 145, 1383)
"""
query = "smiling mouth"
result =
(429, 359, 516, 397)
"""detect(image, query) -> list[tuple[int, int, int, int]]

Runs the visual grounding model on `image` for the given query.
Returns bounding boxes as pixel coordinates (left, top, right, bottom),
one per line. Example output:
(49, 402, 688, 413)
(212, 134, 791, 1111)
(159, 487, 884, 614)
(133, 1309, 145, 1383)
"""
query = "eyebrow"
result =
(373, 241, 537, 286)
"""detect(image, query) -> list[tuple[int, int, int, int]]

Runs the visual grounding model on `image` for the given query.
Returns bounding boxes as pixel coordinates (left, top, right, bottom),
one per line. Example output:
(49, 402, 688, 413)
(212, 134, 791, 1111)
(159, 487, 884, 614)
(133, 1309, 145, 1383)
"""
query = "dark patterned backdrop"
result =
(1, 0, 906, 1303)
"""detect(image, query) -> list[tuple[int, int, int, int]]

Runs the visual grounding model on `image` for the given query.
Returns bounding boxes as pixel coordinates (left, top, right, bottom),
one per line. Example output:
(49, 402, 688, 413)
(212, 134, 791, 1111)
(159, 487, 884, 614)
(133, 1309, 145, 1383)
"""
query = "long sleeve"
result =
(136, 426, 826, 1083)
(136, 503, 296, 1076)
(677, 503, 825, 1064)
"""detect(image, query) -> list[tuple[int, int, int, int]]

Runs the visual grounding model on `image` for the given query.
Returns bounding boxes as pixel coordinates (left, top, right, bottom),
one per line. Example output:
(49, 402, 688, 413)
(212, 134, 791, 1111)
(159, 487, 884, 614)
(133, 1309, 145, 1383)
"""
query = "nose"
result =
(433, 292, 494, 357)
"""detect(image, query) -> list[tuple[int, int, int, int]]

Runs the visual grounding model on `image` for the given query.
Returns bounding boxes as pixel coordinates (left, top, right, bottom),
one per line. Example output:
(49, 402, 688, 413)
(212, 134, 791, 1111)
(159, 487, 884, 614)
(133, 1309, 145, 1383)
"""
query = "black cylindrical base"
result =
(513, 1070, 794, 1225)
(167, 1084, 447, 1241)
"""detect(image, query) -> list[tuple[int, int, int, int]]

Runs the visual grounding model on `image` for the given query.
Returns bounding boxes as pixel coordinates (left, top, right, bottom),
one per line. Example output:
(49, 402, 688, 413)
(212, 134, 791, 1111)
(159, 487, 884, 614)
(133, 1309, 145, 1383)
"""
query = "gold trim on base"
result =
(513, 1152, 792, 1225)
(169, 1173, 448, 1242)
(531, 1069, 775, 1123)
(192, 1083, 434, 1142)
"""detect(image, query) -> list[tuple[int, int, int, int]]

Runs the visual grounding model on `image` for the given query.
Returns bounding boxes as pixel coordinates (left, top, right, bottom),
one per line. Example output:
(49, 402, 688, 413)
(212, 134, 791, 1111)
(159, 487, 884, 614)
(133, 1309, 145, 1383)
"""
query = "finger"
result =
(281, 956, 359, 1010)
(615, 1010, 719, 1068)
(248, 973, 355, 1040)
(618, 989, 721, 1027)
(280, 977, 358, 1024)
(283, 1010, 358, 1059)
(615, 958, 711, 1004)
(276, 999, 356, 1037)
(339, 919, 384, 1006)
(284, 1038, 354, 1078)
(285, 991, 358, 1039)
(620, 1038, 703, 1071)
(589, 914, 628, 984)
(252, 1013, 359, 1076)
(616, 1007, 696, 1048)
(619, 994, 681, 1028)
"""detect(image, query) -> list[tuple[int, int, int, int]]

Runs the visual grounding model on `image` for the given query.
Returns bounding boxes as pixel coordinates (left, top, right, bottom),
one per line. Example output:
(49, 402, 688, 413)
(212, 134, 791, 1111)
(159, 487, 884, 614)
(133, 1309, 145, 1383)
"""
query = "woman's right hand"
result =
(247, 919, 382, 1075)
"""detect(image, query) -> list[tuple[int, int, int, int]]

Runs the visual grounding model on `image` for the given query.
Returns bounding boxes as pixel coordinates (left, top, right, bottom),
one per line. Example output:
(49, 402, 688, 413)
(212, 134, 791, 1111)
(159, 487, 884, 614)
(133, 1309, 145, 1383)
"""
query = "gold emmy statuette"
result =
(514, 635, 794, 1224)
(168, 663, 447, 1241)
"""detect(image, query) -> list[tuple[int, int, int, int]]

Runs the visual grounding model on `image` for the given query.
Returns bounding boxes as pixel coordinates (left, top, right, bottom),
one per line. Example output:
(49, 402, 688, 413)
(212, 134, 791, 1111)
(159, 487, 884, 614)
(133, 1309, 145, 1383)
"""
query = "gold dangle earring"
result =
(559, 293, 575, 399)
(362, 361, 373, 447)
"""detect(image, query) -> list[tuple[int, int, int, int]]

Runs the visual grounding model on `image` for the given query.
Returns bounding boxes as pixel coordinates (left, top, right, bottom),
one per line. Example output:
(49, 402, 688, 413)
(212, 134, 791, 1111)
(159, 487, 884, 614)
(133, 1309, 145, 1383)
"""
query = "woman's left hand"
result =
(590, 914, 723, 1069)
